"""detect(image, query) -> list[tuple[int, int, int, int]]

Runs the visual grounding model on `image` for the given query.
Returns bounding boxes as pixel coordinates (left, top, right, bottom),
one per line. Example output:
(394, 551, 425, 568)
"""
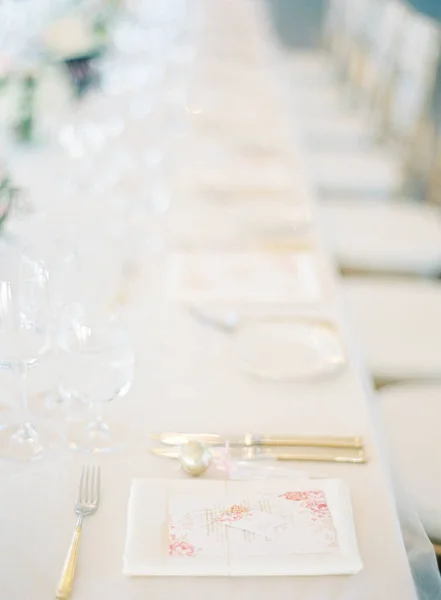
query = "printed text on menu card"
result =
(168, 489, 339, 560)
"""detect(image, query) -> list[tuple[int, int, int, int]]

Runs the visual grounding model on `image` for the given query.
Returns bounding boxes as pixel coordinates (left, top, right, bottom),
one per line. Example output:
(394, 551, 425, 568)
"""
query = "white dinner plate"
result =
(233, 317, 346, 381)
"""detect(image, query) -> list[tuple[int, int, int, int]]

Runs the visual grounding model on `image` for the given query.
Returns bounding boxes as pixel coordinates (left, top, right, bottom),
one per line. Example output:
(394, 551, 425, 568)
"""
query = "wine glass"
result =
(58, 306, 134, 453)
(20, 226, 80, 417)
(0, 241, 55, 460)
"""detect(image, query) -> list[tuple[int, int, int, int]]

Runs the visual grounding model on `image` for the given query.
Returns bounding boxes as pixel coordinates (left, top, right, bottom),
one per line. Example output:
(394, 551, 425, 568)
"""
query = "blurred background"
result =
(269, 0, 441, 47)
(0, 0, 441, 590)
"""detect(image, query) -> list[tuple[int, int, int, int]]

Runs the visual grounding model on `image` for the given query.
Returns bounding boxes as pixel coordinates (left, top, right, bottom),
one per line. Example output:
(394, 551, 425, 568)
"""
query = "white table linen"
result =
(378, 382, 441, 541)
(0, 0, 418, 599)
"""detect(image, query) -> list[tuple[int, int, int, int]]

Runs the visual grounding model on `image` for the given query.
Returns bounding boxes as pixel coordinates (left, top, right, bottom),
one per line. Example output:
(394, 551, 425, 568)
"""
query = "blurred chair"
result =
(427, 127, 441, 204)
(269, 0, 328, 49)
(286, 0, 406, 147)
(343, 277, 441, 384)
(377, 382, 441, 544)
(310, 4, 441, 277)
(303, 7, 441, 197)
(320, 199, 441, 276)
(319, 62, 441, 276)
(282, 0, 349, 84)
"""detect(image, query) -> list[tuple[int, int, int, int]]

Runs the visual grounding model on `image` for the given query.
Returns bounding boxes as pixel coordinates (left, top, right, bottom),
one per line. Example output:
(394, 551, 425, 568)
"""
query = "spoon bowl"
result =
(179, 440, 213, 477)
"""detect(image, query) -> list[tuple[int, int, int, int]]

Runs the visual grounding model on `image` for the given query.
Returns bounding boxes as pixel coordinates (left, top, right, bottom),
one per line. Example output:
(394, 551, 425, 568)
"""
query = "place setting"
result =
(162, 247, 346, 382)
(120, 432, 366, 581)
(50, 450, 364, 600)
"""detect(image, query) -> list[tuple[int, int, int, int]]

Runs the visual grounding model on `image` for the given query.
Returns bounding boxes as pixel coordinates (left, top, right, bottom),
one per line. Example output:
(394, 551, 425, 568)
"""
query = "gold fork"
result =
(56, 465, 100, 599)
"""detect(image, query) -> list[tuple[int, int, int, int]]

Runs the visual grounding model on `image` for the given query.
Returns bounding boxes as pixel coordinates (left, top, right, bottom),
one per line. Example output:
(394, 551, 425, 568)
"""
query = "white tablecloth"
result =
(0, 0, 418, 598)
(0, 246, 418, 600)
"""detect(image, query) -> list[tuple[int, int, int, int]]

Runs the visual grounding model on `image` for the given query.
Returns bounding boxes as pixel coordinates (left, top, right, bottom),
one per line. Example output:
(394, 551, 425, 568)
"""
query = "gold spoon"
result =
(179, 440, 213, 477)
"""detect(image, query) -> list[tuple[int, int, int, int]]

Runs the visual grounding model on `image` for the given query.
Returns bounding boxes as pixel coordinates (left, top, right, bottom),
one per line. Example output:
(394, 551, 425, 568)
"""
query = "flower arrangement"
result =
(0, 176, 16, 229)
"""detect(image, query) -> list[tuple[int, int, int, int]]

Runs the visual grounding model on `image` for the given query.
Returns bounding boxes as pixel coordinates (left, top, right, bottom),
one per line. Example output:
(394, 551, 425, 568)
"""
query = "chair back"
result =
(387, 10, 441, 142)
(386, 10, 441, 196)
(324, 0, 407, 106)
(362, 1, 408, 104)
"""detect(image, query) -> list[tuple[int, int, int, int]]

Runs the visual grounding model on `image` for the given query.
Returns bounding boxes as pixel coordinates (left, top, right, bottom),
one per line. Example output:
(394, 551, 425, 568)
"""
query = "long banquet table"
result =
(0, 1, 418, 598)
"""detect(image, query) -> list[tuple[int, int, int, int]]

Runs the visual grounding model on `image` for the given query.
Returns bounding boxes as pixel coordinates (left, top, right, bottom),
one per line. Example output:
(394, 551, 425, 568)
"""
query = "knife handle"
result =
(274, 450, 366, 463)
(153, 433, 365, 450)
(255, 436, 364, 449)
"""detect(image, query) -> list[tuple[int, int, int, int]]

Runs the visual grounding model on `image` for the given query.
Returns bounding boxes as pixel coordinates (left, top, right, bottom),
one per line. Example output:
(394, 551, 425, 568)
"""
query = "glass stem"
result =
(50, 334, 64, 406)
(88, 402, 109, 436)
(17, 363, 35, 440)
(90, 400, 103, 423)
(19, 364, 29, 417)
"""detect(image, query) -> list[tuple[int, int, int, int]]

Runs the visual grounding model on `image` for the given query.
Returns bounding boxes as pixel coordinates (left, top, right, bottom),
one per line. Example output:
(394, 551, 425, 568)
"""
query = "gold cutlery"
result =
(152, 432, 364, 449)
(56, 465, 100, 600)
(151, 445, 367, 464)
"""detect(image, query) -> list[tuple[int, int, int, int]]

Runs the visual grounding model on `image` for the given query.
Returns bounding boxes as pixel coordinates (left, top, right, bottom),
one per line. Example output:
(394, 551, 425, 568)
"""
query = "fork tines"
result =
(78, 465, 100, 507)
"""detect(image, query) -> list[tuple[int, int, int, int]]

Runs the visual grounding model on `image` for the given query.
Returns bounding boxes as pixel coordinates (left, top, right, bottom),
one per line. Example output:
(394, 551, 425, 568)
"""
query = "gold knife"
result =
(151, 446, 367, 464)
(152, 432, 364, 449)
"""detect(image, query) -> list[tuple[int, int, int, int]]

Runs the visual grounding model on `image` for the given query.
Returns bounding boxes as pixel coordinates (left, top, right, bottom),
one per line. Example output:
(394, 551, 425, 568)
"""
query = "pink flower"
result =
(280, 491, 330, 519)
(280, 490, 338, 548)
(168, 530, 200, 557)
(216, 504, 250, 523)
(169, 540, 197, 557)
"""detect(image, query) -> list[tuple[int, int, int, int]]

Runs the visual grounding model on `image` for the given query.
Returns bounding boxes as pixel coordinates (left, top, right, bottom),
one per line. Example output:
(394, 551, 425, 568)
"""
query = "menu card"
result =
(169, 490, 339, 559)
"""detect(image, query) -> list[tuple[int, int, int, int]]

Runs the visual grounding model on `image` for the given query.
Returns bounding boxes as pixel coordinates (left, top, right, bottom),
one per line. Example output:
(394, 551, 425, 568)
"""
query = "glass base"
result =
(67, 418, 124, 453)
(0, 421, 59, 461)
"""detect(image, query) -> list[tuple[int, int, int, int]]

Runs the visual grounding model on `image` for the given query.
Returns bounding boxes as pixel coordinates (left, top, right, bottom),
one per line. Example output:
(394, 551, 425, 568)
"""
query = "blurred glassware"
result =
(0, 240, 56, 460)
(21, 225, 81, 417)
(57, 89, 125, 159)
(58, 306, 134, 453)
(3, 191, 132, 416)
(0, 0, 40, 60)
(32, 192, 128, 311)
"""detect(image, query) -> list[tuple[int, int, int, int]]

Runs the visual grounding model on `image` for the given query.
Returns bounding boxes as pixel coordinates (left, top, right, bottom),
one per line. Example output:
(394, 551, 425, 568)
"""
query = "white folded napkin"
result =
(180, 161, 294, 194)
(123, 478, 362, 576)
(167, 198, 312, 250)
(165, 251, 322, 304)
(185, 115, 290, 162)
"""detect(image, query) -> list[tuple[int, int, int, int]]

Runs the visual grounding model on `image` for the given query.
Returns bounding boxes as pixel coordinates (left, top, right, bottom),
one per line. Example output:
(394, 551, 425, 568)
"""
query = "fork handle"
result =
(56, 525, 82, 600)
